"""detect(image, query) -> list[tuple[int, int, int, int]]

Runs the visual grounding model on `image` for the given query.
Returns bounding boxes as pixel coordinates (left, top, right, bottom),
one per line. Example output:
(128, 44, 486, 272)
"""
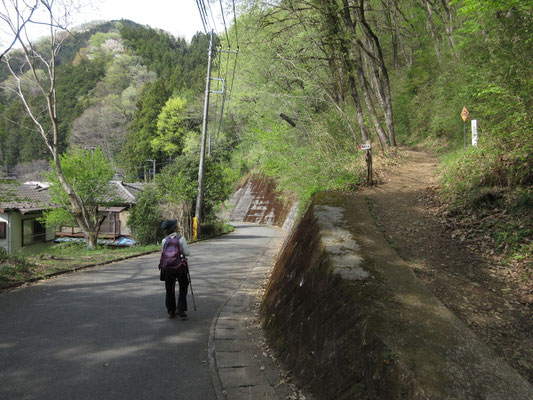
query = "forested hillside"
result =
(1, 1, 530, 263)
(0, 20, 211, 178)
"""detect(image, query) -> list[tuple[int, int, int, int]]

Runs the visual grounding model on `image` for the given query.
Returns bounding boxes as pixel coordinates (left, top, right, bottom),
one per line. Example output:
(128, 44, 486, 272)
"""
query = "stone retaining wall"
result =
(261, 191, 533, 399)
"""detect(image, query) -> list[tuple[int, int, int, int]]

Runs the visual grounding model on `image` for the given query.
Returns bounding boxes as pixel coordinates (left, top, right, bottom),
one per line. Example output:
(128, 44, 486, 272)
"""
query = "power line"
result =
(204, 0, 219, 36)
(226, 0, 239, 103)
(219, 0, 230, 48)
(196, 0, 209, 33)
(195, 0, 208, 33)
(209, 47, 223, 155)
(211, 40, 231, 139)
(215, 44, 232, 140)
(194, 0, 240, 156)
(227, 50, 238, 102)
(197, 0, 213, 33)
(232, 0, 239, 49)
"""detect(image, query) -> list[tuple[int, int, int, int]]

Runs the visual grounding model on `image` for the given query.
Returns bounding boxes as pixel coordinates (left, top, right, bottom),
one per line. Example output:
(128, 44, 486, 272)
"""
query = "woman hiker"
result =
(159, 219, 191, 319)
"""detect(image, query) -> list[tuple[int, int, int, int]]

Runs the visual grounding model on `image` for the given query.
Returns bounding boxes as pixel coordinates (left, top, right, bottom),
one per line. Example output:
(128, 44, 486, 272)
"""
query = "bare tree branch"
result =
(1, 0, 106, 248)
(0, 0, 39, 61)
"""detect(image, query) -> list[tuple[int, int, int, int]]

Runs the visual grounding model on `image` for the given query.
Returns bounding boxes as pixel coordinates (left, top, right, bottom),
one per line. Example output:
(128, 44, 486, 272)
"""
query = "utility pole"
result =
(145, 159, 156, 181)
(195, 30, 214, 238)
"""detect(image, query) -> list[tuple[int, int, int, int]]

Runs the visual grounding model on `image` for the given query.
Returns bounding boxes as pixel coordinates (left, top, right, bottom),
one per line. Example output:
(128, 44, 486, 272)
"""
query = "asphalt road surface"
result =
(0, 223, 280, 400)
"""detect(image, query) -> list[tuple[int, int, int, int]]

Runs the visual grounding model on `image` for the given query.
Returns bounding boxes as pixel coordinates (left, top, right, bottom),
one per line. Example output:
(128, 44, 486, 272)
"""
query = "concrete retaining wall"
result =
(261, 191, 533, 399)
(227, 175, 295, 227)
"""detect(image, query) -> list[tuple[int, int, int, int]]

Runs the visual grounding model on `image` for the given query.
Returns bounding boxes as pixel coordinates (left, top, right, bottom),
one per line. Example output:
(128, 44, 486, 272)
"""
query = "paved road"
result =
(0, 224, 280, 400)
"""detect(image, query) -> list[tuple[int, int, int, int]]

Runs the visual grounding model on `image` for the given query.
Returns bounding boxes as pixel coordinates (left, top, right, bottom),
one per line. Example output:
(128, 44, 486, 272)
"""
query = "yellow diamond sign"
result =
(461, 107, 470, 122)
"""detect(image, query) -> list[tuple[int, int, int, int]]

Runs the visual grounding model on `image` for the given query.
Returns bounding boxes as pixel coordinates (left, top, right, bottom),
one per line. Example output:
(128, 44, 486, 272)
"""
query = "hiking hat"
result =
(161, 219, 178, 233)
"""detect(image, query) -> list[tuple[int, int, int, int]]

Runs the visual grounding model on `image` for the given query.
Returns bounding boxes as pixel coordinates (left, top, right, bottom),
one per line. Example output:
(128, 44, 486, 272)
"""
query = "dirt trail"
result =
(362, 148, 533, 383)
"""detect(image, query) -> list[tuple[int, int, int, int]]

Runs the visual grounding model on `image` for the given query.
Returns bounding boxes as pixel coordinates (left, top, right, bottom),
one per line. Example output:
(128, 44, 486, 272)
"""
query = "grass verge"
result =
(0, 243, 160, 291)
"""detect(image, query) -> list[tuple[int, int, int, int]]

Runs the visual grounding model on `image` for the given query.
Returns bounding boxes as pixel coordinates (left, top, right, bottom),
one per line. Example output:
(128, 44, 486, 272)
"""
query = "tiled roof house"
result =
(1, 181, 147, 253)
(0, 183, 55, 253)
(56, 181, 147, 240)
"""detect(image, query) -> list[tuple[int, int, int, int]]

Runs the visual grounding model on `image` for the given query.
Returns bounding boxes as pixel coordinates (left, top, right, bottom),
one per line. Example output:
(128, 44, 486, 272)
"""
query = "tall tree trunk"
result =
(389, 10, 400, 69)
(348, 74, 370, 144)
(355, 0, 397, 146)
(340, 0, 388, 148)
(420, 0, 442, 62)
(440, 0, 457, 55)
(356, 49, 389, 148)
(87, 231, 98, 249)
(323, 0, 371, 144)
(391, 0, 411, 67)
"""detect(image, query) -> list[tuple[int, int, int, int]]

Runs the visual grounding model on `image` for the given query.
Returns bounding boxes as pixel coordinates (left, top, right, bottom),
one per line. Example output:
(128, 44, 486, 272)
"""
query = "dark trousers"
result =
(164, 267, 189, 313)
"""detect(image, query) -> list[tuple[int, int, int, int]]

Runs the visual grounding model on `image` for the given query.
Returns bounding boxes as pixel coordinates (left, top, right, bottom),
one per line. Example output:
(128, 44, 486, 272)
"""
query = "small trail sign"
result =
(461, 107, 470, 122)
(360, 144, 372, 150)
(461, 107, 470, 148)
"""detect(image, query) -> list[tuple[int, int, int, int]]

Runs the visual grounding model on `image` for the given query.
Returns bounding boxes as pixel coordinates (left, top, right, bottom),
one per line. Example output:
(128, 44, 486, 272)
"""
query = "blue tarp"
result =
(54, 236, 136, 247)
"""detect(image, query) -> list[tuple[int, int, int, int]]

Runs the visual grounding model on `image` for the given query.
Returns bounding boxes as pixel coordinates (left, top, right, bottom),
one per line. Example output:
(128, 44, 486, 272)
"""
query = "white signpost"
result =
(471, 119, 478, 146)
(360, 144, 372, 150)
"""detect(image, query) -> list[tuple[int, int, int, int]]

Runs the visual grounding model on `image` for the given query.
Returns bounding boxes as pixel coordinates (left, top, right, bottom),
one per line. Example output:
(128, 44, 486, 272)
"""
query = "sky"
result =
(0, 0, 228, 50)
(77, 0, 222, 41)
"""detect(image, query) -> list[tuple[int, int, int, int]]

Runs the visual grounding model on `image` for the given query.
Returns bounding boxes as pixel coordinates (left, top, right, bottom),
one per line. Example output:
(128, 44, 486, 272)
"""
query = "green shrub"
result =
(200, 222, 234, 238)
(127, 185, 163, 245)
(0, 251, 37, 284)
(242, 118, 366, 204)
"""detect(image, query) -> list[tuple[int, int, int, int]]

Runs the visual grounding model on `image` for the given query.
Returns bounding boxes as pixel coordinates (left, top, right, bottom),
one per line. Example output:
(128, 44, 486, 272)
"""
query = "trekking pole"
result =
(187, 268, 197, 311)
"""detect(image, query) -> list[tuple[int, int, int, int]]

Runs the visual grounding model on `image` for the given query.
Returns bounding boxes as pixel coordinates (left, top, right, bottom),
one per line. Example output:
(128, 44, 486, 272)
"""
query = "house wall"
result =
(45, 221, 55, 242)
(0, 211, 54, 254)
(119, 210, 131, 236)
(0, 212, 9, 253)
(5, 212, 22, 253)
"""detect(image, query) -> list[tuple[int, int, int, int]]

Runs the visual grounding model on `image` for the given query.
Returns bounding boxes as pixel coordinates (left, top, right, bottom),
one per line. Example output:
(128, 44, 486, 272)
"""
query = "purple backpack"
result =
(159, 235, 187, 270)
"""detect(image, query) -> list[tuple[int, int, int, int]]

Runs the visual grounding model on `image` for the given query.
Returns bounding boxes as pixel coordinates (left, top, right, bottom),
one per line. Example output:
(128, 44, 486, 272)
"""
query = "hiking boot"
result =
(168, 311, 176, 319)
(178, 311, 188, 319)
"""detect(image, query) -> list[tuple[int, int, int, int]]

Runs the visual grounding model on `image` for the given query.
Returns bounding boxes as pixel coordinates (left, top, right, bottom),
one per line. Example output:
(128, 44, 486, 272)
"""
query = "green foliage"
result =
(55, 57, 108, 148)
(0, 250, 38, 287)
(120, 24, 187, 78)
(152, 96, 190, 156)
(242, 120, 365, 202)
(158, 153, 234, 223)
(127, 153, 235, 244)
(440, 145, 532, 259)
(0, 20, 209, 179)
(88, 31, 122, 49)
(224, 9, 367, 202)
(0, 100, 49, 167)
(391, 47, 468, 148)
(200, 222, 235, 238)
(390, 1, 532, 266)
(154, 160, 196, 204)
(121, 79, 172, 178)
(127, 185, 163, 245)
(119, 28, 210, 178)
(0, 21, 122, 169)
(434, 0, 532, 198)
(441, 141, 532, 201)
(69, 51, 155, 164)
(42, 147, 115, 227)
